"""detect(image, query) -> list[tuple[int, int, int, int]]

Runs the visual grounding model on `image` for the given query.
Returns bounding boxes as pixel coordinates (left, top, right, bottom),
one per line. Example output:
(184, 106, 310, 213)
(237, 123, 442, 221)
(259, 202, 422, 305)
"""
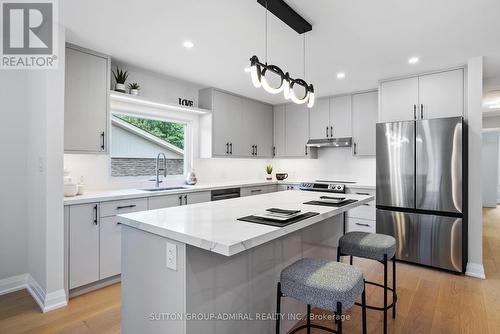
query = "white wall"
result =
(466, 57, 485, 279)
(0, 72, 29, 281)
(482, 132, 499, 207)
(0, 26, 66, 311)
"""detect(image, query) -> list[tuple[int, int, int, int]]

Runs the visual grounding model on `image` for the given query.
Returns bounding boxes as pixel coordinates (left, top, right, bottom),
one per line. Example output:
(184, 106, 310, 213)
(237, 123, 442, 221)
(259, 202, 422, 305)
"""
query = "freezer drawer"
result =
(376, 121, 415, 209)
(376, 209, 463, 272)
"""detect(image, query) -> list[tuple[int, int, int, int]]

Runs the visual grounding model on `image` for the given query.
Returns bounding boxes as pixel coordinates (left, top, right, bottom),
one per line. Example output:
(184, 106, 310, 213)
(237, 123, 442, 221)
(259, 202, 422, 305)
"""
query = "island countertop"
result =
(119, 190, 374, 256)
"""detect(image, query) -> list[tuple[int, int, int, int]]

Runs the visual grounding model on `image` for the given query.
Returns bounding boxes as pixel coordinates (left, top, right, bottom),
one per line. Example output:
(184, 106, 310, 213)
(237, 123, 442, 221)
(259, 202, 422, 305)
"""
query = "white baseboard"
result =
(0, 273, 29, 295)
(0, 273, 67, 312)
(466, 262, 486, 279)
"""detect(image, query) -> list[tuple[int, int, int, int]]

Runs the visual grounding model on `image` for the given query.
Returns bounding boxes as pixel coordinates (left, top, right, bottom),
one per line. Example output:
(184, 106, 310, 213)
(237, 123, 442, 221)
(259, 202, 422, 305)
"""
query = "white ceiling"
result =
(62, 0, 500, 105)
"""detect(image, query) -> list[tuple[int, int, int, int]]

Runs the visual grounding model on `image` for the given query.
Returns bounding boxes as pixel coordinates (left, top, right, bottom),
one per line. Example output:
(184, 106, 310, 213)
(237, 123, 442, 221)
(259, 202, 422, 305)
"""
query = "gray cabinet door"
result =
(418, 69, 464, 119)
(379, 77, 419, 122)
(148, 194, 182, 210)
(285, 103, 309, 157)
(273, 105, 286, 157)
(330, 95, 352, 138)
(416, 117, 463, 213)
(69, 203, 100, 289)
(376, 121, 415, 209)
(352, 91, 378, 156)
(212, 90, 241, 156)
(99, 216, 121, 279)
(186, 191, 211, 205)
(309, 97, 330, 139)
(243, 99, 273, 157)
(65, 45, 109, 153)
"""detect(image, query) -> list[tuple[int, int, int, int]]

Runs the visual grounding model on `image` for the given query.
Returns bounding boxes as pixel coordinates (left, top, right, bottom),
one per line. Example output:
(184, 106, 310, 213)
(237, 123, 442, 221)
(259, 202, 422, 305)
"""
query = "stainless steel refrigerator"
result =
(376, 117, 467, 273)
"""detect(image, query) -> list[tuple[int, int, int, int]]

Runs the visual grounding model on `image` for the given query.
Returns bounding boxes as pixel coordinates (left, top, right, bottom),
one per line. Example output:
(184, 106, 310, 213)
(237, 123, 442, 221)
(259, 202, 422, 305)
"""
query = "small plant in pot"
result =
(128, 82, 140, 96)
(112, 67, 128, 93)
(266, 165, 273, 181)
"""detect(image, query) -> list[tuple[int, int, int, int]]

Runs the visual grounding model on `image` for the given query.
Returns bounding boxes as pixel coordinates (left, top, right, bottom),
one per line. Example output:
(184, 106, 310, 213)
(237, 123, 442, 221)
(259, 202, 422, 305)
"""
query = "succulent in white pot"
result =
(112, 67, 128, 93)
(266, 165, 273, 181)
(128, 82, 140, 95)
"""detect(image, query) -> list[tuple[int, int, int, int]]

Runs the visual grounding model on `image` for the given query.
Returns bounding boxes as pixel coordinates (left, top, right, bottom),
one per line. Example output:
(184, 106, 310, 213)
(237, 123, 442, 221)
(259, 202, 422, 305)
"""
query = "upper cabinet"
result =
(199, 88, 273, 158)
(379, 68, 464, 122)
(64, 43, 110, 153)
(352, 91, 378, 156)
(309, 95, 351, 139)
(273, 103, 317, 158)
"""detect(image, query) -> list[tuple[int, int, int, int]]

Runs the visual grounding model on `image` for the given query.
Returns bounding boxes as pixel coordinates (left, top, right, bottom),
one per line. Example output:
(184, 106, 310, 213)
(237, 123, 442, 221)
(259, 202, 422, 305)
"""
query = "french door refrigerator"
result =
(376, 117, 467, 273)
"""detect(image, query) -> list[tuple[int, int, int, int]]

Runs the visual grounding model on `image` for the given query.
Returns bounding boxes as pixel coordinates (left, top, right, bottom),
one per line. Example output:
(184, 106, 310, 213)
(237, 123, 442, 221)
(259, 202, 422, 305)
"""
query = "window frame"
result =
(108, 108, 194, 183)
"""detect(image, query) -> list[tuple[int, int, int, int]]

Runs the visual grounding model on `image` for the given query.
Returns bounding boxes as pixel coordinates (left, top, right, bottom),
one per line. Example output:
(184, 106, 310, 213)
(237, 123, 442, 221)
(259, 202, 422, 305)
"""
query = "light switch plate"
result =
(166, 242, 177, 270)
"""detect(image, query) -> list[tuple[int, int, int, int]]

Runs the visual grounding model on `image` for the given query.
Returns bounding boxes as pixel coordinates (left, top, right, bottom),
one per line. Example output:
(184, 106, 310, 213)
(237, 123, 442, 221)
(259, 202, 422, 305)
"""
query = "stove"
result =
(299, 182, 346, 194)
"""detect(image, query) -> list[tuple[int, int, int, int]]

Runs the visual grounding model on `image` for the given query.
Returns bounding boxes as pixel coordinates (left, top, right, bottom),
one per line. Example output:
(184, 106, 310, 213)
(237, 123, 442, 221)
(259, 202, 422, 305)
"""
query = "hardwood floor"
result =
(1, 207, 499, 333)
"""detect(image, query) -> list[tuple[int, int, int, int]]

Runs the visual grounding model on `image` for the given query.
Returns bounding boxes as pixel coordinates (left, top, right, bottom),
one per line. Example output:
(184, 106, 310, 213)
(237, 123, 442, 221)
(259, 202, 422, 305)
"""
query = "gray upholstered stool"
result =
(276, 257, 367, 334)
(337, 232, 397, 334)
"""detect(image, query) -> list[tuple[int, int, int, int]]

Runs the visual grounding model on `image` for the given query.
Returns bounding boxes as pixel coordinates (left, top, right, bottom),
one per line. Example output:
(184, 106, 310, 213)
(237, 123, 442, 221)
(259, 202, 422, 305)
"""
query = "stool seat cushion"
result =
(339, 232, 396, 261)
(280, 258, 364, 311)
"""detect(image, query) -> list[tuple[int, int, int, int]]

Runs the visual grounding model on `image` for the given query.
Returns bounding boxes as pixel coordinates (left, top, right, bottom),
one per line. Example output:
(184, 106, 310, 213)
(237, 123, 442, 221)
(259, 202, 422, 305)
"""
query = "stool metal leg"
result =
(349, 255, 353, 265)
(276, 282, 282, 334)
(306, 304, 311, 334)
(336, 246, 341, 262)
(392, 256, 396, 319)
(362, 281, 367, 334)
(383, 254, 388, 334)
(336, 302, 342, 334)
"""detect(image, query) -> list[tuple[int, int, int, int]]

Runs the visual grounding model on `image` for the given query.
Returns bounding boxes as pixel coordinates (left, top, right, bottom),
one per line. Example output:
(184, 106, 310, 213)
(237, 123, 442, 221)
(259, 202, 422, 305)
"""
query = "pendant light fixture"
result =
(248, 0, 315, 107)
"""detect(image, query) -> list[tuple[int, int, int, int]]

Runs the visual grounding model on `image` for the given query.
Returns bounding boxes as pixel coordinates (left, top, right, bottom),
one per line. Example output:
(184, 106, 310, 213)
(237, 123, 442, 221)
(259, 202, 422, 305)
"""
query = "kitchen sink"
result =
(141, 186, 188, 192)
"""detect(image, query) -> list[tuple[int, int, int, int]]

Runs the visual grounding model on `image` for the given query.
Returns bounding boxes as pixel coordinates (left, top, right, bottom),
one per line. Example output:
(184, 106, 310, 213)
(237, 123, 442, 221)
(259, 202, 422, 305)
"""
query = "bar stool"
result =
(276, 257, 367, 334)
(337, 232, 397, 334)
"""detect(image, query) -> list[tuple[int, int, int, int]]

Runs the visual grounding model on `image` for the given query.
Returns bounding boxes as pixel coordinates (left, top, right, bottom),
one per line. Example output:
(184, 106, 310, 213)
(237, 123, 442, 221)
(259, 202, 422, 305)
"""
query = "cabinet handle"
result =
(355, 222, 370, 227)
(184, 195, 188, 205)
(100, 132, 105, 151)
(179, 195, 183, 206)
(250, 189, 262, 193)
(356, 192, 370, 196)
(420, 104, 424, 119)
(229, 143, 233, 155)
(273, 146, 276, 157)
(255, 145, 257, 156)
(116, 204, 136, 210)
(305, 145, 308, 156)
(413, 104, 417, 120)
(93, 205, 98, 225)
(330, 126, 333, 137)
(353, 142, 357, 155)
(326, 126, 329, 138)
(226, 143, 229, 154)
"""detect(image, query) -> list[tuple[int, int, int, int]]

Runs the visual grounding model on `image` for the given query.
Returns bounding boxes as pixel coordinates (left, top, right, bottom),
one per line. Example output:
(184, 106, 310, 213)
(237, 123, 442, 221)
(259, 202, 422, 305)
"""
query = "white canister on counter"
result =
(186, 170, 197, 185)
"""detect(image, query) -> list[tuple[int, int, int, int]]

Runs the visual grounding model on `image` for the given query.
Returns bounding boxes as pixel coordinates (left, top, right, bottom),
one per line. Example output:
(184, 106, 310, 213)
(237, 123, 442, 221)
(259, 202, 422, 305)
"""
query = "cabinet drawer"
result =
(347, 201, 375, 220)
(346, 218, 376, 233)
(100, 198, 148, 217)
(240, 185, 277, 197)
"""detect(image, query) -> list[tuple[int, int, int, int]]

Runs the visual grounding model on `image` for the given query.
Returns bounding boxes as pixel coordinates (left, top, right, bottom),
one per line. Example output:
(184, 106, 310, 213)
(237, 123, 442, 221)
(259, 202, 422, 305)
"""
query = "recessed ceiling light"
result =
(183, 41, 194, 49)
(337, 72, 345, 79)
(244, 67, 251, 73)
(408, 57, 419, 64)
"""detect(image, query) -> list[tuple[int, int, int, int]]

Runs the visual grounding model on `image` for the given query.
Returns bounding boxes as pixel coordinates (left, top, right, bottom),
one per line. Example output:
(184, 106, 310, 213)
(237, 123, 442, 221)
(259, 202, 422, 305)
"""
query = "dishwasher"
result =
(211, 187, 241, 201)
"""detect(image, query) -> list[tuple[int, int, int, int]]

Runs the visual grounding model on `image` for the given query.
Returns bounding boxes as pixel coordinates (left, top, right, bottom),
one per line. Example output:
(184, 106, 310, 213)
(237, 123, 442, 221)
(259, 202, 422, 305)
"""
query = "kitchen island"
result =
(119, 190, 373, 334)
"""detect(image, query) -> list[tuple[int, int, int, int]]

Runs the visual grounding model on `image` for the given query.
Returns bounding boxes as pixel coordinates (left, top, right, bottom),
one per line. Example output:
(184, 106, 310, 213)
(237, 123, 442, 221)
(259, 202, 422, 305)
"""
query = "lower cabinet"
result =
(240, 185, 277, 197)
(277, 184, 301, 191)
(346, 187, 376, 233)
(69, 203, 100, 289)
(148, 191, 211, 210)
(99, 216, 122, 279)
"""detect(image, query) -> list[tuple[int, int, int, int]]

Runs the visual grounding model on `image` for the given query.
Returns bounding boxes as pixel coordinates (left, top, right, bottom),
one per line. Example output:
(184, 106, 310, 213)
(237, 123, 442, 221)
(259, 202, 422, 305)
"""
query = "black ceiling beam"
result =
(257, 0, 312, 34)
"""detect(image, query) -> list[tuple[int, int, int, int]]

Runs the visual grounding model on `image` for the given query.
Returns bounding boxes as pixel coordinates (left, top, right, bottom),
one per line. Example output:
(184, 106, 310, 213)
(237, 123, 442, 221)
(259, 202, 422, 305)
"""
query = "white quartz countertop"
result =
(119, 191, 374, 257)
(63, 179, 375, 205)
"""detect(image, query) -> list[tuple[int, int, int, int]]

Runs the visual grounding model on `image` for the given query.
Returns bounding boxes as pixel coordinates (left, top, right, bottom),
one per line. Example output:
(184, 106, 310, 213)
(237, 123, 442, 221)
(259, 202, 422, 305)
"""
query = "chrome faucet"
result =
(154, 153, 167, 188)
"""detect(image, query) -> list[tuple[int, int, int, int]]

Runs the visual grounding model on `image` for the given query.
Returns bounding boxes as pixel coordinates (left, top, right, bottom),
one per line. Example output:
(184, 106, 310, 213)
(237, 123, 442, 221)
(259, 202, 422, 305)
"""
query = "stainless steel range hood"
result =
(306, 137, 352, 148)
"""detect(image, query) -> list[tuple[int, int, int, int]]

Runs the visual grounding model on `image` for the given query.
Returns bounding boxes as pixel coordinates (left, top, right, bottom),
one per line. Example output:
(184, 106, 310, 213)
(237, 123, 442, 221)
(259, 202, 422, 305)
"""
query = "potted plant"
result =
(112, 67, 128, 93)
(266, 165, 273, 181)
(128, 82, 140, 95)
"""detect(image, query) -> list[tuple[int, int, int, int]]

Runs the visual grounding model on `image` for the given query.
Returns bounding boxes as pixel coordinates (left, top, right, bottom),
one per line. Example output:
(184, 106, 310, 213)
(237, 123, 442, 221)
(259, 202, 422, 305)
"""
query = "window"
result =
(110, 113, 186, 177)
